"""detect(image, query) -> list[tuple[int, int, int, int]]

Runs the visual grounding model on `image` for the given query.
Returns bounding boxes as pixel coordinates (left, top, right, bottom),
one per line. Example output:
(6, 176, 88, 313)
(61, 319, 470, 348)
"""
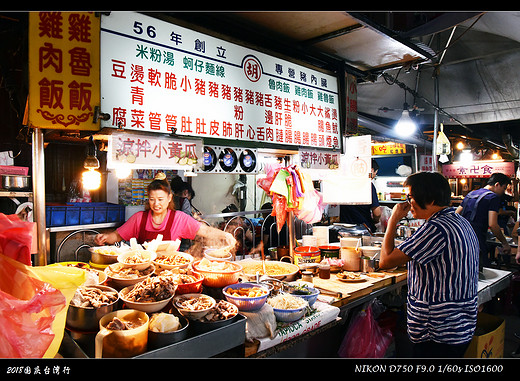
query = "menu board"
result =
(99, 12, 341, 150)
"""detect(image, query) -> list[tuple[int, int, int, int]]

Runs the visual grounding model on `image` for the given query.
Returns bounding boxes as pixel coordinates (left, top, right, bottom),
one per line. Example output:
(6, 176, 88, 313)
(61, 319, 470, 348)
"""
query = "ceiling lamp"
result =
(395, 109, 417, 137)
(460, 149, 473, 163)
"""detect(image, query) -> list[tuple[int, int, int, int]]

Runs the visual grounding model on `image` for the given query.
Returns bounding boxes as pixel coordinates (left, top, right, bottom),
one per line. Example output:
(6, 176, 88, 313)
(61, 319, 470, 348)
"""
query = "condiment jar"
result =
(301, 270, 313, 283)
(318, 261, 330, 279)
(319, 245, 340, 259)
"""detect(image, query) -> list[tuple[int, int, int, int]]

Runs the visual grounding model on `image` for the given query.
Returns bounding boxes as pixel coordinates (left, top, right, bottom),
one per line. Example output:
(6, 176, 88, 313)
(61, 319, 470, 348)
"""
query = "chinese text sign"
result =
(100, 12, 340, 150)
(442, 161, 514, 178)
(28, 12, 100, 130)
(107, 131, 202, 170)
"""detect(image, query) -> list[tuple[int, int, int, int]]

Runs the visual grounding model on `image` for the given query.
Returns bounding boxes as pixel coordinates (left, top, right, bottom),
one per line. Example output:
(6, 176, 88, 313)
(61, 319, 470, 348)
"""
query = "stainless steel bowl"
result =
(89, 246, 120, 265)
(1, 175, 31, 190)
(66, 285, 120, 332)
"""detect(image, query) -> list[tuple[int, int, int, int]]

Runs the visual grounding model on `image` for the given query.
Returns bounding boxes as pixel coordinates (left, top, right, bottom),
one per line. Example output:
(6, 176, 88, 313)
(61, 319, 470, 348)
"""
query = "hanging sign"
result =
(99, 12, 340, 150)
(442, 160, 515, 178)
(419, 155, 434, 172)
(299, 148, 340, 170)
(372, 142, 406, 155)
(345, 72, 358, 134)
(107, 131, 202, 170)
(28, 12, 100, 130)
(321, 135, 372, 204)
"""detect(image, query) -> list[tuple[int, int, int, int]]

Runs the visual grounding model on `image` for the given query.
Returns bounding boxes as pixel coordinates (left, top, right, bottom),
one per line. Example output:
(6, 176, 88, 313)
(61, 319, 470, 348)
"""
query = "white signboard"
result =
(299, 148, 340, 170)
(100, 12, 341, 150)
(107, 131, 203, 170)
(321, 135, 372, 204)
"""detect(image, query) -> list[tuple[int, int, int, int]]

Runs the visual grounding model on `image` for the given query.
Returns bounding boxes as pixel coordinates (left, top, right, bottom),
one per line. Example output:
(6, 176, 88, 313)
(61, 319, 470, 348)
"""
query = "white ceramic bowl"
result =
(104, 263, 155, 289)
(153, 251, 194, 270)
(117, 250, 157, 270)
(272, 305, 308, 322)
(173, 293, 216, 320)
(119, 283, 176, 313)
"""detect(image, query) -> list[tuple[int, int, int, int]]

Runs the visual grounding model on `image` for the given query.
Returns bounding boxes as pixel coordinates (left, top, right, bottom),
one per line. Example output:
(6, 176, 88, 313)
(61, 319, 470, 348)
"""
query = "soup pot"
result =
(1, 175, 31, 190)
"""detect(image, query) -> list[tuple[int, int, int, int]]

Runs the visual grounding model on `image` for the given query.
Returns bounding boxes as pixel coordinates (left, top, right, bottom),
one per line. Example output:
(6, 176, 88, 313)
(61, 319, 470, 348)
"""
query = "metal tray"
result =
(136, 314, 246, 358)
(61, 313, 247, 358)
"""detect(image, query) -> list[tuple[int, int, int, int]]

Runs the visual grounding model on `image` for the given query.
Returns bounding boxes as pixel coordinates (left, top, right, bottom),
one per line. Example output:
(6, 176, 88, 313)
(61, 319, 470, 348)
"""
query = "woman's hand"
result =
(94, 233, 108, 246)
(222, 231, 237, 248)
(390, 201, 411, 223)
(94, 231, 122, 246)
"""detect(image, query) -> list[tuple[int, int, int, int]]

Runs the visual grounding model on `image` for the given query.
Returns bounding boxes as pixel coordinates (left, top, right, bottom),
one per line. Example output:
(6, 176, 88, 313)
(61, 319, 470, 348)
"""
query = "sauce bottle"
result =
(318, 261, 330, 279)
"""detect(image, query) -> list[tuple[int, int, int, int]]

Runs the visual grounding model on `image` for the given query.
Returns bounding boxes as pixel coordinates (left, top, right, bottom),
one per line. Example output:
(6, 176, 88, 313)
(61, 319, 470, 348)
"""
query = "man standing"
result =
(455, 172, 511, 269)
(380, 172, 479, 358)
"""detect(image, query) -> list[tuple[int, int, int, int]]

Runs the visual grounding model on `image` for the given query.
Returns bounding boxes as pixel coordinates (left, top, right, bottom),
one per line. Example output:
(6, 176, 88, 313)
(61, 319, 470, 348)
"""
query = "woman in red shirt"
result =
(94, 173, 235, 250)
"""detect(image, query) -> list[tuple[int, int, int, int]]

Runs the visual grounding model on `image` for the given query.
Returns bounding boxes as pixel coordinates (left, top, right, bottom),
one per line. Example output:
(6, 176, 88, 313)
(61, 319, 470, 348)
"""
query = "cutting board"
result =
(313, 275, 374, 305)
(312, 268, 407, 306)
(381, 267, 407, 283)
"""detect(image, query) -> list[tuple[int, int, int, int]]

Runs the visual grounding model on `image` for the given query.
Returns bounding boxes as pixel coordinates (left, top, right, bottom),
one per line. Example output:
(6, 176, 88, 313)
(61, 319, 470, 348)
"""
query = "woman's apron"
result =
(137, 210, 175, 244)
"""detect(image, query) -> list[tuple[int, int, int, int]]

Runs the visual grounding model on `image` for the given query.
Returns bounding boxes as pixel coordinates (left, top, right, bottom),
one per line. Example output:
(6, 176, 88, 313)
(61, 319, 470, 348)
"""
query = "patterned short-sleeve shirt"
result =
(397, 207, 479, 344)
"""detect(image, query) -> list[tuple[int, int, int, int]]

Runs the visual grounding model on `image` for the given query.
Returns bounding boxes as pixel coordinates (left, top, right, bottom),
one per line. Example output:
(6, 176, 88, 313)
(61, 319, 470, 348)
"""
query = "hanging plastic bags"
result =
(293, 168, 324, 224)
(257, 163, 324, 229)
(0, 213, 34, 266)
(0, 254, 86, 358)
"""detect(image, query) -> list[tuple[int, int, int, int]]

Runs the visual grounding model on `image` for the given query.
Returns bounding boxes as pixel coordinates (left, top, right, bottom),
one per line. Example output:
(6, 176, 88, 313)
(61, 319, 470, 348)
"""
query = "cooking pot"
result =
(1, 175, 31, 190)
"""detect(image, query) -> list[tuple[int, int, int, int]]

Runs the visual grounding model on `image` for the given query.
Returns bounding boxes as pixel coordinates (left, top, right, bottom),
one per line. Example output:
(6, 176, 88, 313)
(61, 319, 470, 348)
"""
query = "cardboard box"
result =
(464, 312, 505, 358)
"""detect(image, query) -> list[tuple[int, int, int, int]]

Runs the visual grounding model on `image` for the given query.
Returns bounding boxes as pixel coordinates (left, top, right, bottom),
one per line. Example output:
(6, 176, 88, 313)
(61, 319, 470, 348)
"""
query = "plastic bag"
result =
(272, 193, 287, 233)
(0, 213, 34, 265)
(338, 299, 393, 358)
(294, 169, 324, 224)
(0, 254, 86, 358)
(256, 162, 281, 194)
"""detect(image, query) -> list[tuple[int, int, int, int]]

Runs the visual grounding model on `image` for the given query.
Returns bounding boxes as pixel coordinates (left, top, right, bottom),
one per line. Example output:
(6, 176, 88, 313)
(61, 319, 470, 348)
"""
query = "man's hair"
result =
(404, 171, 452, 209)
(372, 159, 379, 172)
(486, 172, 511, 186)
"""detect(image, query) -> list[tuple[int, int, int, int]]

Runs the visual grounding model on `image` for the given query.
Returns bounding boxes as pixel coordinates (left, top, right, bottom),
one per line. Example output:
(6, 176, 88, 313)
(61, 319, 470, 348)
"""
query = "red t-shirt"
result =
(117, 209, 201, 242)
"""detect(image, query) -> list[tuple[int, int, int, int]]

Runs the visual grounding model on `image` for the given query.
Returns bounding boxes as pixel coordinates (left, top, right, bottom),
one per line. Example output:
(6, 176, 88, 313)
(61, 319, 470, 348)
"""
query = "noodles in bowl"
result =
(239, 259, 299, 281)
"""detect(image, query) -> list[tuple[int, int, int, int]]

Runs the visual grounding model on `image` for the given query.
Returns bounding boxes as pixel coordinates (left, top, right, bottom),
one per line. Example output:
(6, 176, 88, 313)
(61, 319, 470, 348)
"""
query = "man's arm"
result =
(489, 210, 511, 254)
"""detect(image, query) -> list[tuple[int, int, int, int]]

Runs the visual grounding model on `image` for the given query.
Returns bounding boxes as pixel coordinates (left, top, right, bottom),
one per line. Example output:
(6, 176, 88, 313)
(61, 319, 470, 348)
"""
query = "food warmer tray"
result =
(61, 313, 247, 358)
(137, 314, 246, 358)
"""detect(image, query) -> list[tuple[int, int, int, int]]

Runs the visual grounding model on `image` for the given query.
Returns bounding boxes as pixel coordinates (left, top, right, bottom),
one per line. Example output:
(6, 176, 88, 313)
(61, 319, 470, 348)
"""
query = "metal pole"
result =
(432, 66, 439, 172)
(32, 128, 47, 265)
(287, 210, 295, 262)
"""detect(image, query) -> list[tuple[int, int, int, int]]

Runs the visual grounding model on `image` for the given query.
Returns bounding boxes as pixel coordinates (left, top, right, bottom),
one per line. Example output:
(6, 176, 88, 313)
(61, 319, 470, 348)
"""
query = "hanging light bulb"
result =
(82, 168, 102, 190)
(460, 149, 473, 163)
(82, 135, 102, 190)
(395, 109, 417, 137)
